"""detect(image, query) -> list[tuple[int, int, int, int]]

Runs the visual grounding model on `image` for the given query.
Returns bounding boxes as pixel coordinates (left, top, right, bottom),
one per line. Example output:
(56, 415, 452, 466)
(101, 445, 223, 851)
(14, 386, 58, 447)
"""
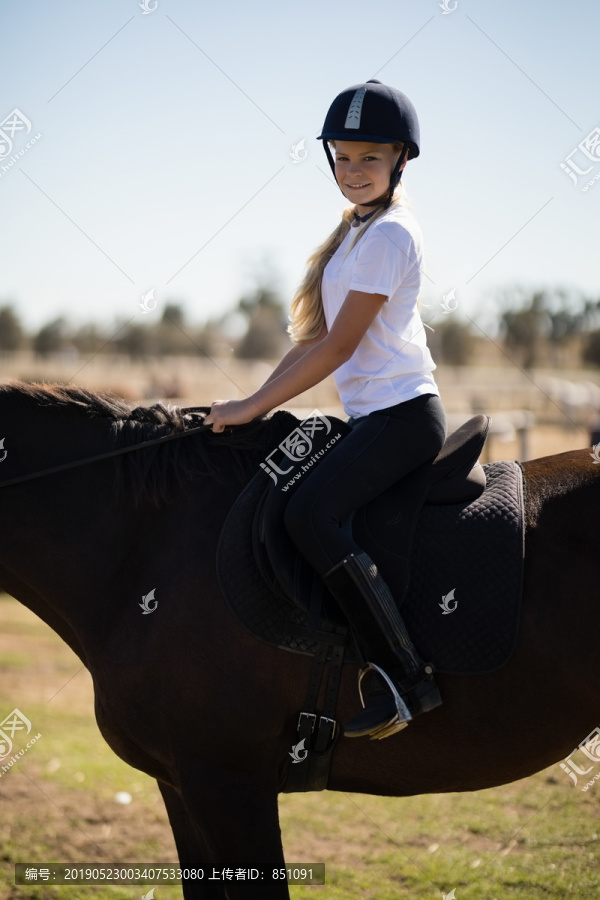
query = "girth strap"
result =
(283, 579, 346, 792)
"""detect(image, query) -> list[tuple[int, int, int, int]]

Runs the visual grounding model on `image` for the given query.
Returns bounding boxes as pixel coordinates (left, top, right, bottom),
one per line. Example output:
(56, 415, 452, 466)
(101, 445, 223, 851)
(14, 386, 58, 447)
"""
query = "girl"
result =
(205, 79, 447, 740)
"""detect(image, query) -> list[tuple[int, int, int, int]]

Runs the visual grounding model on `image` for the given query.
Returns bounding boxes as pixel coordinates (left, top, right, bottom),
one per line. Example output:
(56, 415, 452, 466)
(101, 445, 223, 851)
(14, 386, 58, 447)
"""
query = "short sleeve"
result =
(348, 220, 417, 299)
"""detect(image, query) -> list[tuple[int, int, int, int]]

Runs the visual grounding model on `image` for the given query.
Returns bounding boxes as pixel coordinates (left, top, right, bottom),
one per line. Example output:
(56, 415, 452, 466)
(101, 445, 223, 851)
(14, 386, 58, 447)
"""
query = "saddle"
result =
(216, 411, 524, 792)
(217, 409, 524, 668)
(255, 412, 489, 625)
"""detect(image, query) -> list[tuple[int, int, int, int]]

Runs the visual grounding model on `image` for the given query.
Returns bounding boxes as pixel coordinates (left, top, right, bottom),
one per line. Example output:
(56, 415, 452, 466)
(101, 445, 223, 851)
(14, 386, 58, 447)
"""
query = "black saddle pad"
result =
(216, 460, 524, 675)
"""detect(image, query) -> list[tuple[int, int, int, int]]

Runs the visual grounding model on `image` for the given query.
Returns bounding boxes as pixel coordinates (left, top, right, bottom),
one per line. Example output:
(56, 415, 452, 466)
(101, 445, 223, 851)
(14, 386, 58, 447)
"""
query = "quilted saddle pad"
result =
(216, 460, 524, 675)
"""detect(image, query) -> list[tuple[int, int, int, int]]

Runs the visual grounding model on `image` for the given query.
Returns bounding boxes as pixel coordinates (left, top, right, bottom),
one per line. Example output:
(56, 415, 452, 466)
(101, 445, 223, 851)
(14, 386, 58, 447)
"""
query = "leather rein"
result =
(0, 416, 219, 490)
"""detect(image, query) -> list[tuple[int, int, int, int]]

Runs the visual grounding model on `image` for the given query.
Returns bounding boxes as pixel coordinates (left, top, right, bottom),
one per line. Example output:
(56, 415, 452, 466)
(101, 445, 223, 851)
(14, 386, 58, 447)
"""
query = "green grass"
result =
(0, 592, 599, 899)
(282, 785, 600, 898)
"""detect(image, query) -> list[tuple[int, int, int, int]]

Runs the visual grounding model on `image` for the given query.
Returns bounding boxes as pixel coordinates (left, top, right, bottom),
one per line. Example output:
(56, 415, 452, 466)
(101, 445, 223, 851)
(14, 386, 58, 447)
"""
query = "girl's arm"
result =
(261, 323, 328, 386)
(205, 290, 387, 430)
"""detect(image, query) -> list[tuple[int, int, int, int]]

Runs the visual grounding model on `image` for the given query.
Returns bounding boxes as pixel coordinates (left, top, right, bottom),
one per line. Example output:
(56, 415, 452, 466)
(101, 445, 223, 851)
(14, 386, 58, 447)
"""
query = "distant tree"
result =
(195, 321, 220, 357)
(582, 330, 600, 368)
(235, 285, 287, 360)
(114, 322, 155, 359)
(72, 323, 106, 355)
(580, 297, 600, 333)
(0, 305, 24, 352)
(155, 302, 196, 355)
(498, 287, 589, 368)
(545, 288, 587, 365)
(161, 302, 185, 329)
(500, 291, 549, 369)
(33, 317, 68, 357)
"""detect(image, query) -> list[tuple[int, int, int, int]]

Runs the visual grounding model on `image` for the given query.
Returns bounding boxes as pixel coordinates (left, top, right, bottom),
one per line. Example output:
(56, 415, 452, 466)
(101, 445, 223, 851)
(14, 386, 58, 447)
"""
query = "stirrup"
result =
(357, 662, 412, 741)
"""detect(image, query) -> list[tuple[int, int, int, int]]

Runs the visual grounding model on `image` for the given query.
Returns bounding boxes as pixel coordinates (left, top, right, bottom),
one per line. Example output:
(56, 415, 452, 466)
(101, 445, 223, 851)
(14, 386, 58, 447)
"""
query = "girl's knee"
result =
(284, 491, 337, 558)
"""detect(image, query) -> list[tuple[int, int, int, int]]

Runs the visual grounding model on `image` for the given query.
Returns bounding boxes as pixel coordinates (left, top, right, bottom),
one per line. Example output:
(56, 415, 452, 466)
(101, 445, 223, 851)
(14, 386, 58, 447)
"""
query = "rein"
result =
(0, 417, 220, 490)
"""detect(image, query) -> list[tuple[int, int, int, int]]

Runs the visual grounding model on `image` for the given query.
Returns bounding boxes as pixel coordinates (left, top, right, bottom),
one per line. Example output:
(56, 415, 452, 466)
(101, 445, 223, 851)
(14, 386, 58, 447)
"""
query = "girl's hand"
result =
(204, 398, 261, 433)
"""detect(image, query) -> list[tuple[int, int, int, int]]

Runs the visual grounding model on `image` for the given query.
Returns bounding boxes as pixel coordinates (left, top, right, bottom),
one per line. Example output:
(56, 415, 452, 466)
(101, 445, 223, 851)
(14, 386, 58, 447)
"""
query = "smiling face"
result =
(332, 140, 405, 211)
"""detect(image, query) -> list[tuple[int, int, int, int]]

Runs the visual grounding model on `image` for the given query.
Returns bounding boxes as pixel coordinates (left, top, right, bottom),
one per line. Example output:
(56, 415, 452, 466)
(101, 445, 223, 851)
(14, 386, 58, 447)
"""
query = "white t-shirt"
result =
(321, 202, 439, 418)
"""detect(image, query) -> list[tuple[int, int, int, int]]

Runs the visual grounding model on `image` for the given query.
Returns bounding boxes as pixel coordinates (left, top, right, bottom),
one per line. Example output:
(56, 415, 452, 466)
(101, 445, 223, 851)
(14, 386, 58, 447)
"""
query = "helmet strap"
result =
(385, 144, 410, 206)
(323, 140, 337, 182)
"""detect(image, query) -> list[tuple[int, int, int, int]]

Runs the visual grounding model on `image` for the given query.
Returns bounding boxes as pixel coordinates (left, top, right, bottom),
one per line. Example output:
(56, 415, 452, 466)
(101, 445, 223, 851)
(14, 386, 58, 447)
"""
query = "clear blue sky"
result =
(1, 0, 598, 340)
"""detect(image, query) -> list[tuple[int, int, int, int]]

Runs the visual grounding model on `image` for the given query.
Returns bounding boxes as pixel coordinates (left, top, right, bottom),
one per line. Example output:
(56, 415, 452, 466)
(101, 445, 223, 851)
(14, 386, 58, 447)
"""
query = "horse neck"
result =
(0, 403, 142, 645)
(5, 485, 136, 645)
(0, 399, 245, 661)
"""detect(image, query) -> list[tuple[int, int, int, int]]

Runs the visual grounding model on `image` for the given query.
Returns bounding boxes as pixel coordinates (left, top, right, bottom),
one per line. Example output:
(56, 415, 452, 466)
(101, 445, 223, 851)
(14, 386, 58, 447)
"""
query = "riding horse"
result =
(0, 381, 598, 899)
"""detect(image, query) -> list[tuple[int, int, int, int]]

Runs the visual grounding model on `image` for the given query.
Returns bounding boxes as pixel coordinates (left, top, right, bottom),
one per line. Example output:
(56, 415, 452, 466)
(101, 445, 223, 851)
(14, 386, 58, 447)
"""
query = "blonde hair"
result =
(288, 141, 409, 343)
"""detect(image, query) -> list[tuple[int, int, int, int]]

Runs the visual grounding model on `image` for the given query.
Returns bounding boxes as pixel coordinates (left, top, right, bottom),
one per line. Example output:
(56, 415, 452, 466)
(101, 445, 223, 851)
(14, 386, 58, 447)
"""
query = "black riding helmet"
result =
(317, 79, 420, 219)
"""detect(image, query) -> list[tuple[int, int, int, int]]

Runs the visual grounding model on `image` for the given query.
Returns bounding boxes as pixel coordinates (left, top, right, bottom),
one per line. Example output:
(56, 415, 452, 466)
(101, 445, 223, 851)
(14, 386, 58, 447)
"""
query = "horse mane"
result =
(2, 382, 300, 506)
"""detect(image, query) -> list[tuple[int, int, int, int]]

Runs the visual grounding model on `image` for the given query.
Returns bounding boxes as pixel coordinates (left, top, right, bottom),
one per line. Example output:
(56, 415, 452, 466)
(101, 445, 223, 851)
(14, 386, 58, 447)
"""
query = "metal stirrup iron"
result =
(357, 662, 412, 740)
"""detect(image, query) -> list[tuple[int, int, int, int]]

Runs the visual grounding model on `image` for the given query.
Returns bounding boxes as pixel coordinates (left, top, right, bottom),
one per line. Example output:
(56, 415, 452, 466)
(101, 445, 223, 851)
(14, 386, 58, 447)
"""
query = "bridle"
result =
(0, 416, 219, 490)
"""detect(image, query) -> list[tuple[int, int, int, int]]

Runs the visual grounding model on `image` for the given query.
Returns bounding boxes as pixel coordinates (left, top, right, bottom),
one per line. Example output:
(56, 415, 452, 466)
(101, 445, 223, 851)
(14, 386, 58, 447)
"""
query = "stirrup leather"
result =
(357, 662, 412, 741)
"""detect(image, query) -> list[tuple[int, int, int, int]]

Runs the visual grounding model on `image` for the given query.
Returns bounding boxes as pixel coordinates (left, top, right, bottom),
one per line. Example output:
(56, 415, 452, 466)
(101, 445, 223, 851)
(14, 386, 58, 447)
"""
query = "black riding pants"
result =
(283, 392, 447, 576)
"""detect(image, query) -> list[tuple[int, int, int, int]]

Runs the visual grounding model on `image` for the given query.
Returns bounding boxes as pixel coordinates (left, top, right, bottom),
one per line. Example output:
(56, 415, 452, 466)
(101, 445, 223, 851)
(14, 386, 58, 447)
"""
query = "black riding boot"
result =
(323, 552, 442, 740)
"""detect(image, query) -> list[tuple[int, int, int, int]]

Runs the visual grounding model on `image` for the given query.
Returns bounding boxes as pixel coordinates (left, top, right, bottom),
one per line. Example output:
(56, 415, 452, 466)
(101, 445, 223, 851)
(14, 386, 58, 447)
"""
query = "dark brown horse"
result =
(0, 381, 599, 899)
